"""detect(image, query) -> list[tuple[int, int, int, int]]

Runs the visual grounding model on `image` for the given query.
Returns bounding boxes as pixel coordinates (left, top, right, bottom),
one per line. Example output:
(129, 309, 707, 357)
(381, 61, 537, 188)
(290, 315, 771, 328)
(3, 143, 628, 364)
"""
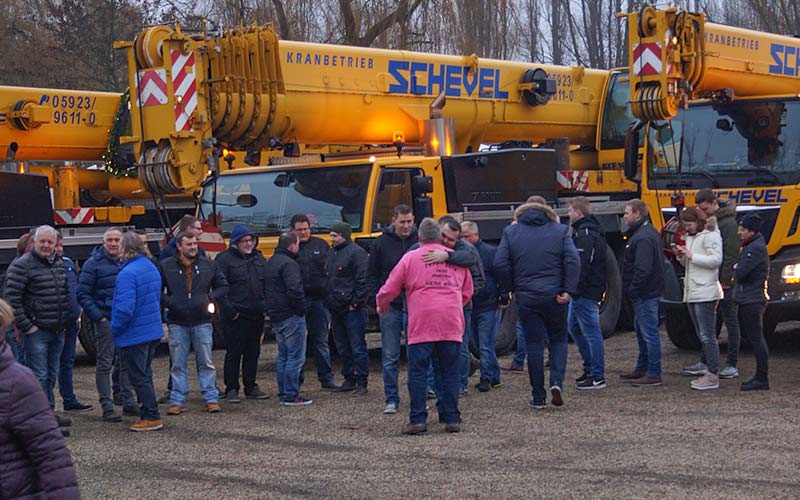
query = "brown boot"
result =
(631, 376, 663, 387)
(130, 419, 164, 432)
(206, 402, 222, 413)
(444, 422, 461, 433)
(619, 370, 646, 380)
(401, 423, 427, 435)
(167, 405, 184, 415)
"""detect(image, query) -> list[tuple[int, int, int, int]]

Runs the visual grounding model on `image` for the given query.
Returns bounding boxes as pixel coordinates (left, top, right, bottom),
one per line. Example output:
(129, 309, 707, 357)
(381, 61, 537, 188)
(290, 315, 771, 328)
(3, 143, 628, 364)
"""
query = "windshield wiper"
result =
(745, 167, 782, 186)
(670, 170, 720, 188)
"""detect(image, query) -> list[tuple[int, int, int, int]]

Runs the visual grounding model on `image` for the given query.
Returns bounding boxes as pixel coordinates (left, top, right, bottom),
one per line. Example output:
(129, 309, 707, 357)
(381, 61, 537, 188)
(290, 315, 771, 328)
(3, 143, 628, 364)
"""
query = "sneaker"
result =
(741, 378, 770, 391)
(577, 377, 607, 390)
(502, 363, 524, 372)
(444, 422, 461, 433)
(620, 369, 646, 380)
(383, 402, 398, 414)
(401, 423, 427, 435)
(475, 380, 491, 392)
(130, 419, 164, 432)
(281, 397, 313, 406)
(245, 386, 270, 400)
(225, 389, 241, 403)
(353, 386, 368, 396)
(550, 386, 563, 407)
(490, 380, 502, 389)
(102, 411, 122, 422)
(336, 381, 356, 393)
(64, 401, 94, 412)
(122, 406, 139, 417)
(682, 361, 708, 376)
(206, 402, 222, 413)
(631, 376, 663, 387)
(575, 371, 590, 383)
(157, 391, 171, 404)
(54, 414, 72, 427)
(427, 389, 437, 399)
(321, 380, 342, 391)
(167, 405, 184, 415)
(719, 366, 740, 379)
(61, 429, 71, 438)
(691, 373, 719, 391)
(459, 387, 469, 397)
(528, 400, 546, 410)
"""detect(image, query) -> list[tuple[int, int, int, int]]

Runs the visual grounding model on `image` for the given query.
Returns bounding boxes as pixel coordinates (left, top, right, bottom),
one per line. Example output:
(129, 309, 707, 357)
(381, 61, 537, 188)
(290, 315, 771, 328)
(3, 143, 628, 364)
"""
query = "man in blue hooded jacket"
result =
(494, 201, 579, 409)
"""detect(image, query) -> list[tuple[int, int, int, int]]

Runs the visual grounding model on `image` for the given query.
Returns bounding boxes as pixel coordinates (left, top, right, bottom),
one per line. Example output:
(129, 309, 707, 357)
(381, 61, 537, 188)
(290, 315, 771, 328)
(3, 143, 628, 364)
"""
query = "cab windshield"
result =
(647, 99, 800, 189)
(200, 165, 372, 236)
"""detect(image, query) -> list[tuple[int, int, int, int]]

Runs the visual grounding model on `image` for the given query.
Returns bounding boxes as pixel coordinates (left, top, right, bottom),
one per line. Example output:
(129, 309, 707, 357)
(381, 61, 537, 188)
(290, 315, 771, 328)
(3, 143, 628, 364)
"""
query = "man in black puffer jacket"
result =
(0, 299, 79, 499)
(264, 232, 311, 406)
(215, 224, 270, 402)
(160, 232, 229, 414)
(4, 225, 71, 417)
(567, 197, 607, 390)
(326, 222, 370, 395)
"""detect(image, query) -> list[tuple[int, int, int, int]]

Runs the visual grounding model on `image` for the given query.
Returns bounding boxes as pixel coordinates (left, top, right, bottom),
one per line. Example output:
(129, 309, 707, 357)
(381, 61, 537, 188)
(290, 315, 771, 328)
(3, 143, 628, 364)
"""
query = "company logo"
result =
(387, 60, 509, 99)
(769, 42, 800, 77)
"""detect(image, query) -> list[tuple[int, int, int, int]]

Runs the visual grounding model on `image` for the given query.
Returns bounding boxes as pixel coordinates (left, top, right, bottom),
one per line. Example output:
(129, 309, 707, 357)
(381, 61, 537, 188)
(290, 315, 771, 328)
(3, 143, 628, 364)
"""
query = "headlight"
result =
(781, 264, 800, 284)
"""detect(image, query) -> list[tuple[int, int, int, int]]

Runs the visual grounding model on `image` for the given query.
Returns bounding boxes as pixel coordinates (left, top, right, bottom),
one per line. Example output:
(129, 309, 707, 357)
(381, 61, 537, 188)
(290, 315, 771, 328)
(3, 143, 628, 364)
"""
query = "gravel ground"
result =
(63, 324, 800, 499)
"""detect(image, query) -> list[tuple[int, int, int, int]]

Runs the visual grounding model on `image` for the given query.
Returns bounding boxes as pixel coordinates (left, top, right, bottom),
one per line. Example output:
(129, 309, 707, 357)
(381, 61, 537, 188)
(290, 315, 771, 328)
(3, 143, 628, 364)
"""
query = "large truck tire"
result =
(665, 305, 700, 350)
(77, 313, 97, 362)
(616, 251, 635, 331)
(599, 245, 622, 339)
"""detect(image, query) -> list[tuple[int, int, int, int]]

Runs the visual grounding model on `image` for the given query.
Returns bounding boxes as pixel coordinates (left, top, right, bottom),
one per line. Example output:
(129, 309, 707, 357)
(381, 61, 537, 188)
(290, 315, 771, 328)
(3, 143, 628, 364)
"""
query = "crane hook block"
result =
(521, 68, 556, 107)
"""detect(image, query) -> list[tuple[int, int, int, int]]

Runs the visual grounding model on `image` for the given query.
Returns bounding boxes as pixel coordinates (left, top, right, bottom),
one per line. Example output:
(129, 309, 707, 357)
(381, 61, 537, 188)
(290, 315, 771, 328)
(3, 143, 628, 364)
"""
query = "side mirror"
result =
(413, 196, 433, 220)
(412, 175, 433, 195)
(624, 120, 644, 181)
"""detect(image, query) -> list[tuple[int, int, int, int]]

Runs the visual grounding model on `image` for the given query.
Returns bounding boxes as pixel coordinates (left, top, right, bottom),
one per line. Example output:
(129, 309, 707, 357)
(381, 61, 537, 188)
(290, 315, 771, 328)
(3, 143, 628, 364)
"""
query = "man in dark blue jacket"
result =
(292, 214, 338, 391)
(215, 224, 270, 403)
(326, 222, 370, 395)
(265, 232, 312, 406)
(56, 234, 92, 412)
(461, 221, 507, 392)
(620, 199, 665, 387)
(494, 202, 579, 409)
(78, 227, 136, 421)
(567, 197, 607, 390)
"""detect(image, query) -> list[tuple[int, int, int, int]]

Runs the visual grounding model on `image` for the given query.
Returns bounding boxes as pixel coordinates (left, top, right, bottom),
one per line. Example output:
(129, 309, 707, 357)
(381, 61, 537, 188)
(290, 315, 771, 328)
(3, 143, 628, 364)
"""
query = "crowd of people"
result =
(0, 187, 773, 489)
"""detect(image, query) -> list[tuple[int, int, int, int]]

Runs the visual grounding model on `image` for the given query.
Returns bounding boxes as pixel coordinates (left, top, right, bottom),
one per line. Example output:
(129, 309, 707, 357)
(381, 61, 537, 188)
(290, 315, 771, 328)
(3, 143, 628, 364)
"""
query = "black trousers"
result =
(738, 302, 769, 382)
(223, 315, 264, 393)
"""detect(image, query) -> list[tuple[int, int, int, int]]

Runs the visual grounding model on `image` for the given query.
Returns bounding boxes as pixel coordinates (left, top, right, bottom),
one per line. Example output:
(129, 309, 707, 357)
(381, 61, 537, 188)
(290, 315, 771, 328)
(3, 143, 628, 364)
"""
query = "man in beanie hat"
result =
(325, 222, 370, 395)
(735, 213, 771, 391)
(215, 225, 270, 403)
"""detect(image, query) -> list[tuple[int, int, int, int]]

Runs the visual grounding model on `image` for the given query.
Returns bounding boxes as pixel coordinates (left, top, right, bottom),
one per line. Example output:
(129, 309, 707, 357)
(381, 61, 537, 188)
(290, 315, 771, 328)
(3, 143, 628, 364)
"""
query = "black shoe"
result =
(245, 386, 271, 400)
(122, 406, 139, 417)
(490, 380, 502, 389)
(550, 386, 563, 407)
(61, 429, 71, 438)
(54, 414, 72, 427)
(576, 377, 607, 390)
(353, 386, 368, 396)
(102, 411, 122, 422)
(337, 381, 356, 393)
(64, 401, 94, 412)
(225, 389, 241, 403)
(475, 380, 491, 392)
(741, 378, 770, 391)
(321, 380, 342, 391)
(575, 371, 590, 384)
(427, 389, 437, 400)
(445, 422, 461, 433)
(113, 394, 122, 406)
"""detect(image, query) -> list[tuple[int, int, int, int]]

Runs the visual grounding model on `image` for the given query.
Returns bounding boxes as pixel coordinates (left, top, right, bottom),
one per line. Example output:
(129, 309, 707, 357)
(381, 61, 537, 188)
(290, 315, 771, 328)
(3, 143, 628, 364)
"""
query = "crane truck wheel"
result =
(77, 313, 97, 362)
(599, 245, 622, 339)
(616, 250, 635, 331)
(665, 305, 701, 350)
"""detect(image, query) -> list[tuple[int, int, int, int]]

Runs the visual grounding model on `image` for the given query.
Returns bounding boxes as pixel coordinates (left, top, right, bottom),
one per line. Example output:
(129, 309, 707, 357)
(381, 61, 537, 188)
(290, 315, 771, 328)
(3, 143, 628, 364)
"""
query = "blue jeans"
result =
(518, 300, 568, 405)
(460, 308, 472, 388)
(688, 300, 719, 375)
(633, 298, 662, 378)
(472, 309, 501, 384)
(58, 321, 81, 406)
(408, 341, 461, 424)
(330, 308, 369, 387)
(305, 299, 334, 384)
(511, 320, 526, 367)
(568, 297, 605, 380)
(380, 306, 406, 404)
(22, 328, 65, 409)
(6, 326, 24, 364)
(168, 323, 219, 405)
(120, 340, 160, 421)
(274, 315, 308, 401)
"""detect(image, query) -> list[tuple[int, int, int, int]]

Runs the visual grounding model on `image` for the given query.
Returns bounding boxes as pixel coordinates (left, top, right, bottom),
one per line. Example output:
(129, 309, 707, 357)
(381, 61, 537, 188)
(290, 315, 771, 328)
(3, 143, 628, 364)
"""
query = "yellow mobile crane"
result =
(623, 6, 800, 346)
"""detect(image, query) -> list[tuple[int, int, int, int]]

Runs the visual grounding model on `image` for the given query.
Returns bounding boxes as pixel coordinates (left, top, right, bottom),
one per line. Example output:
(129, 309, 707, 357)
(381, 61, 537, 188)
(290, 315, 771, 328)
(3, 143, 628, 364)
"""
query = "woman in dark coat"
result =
(0, 298, 80, 499)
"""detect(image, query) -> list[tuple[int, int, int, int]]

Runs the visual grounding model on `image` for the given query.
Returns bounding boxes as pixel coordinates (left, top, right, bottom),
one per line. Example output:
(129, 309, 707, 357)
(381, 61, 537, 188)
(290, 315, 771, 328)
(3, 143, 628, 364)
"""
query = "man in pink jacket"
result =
(377, 218, 473, 435)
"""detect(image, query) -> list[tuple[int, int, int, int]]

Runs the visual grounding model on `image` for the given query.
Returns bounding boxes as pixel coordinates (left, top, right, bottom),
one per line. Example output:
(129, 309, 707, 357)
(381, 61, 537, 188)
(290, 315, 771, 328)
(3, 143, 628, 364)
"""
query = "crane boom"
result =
(626, 5, 800, 121)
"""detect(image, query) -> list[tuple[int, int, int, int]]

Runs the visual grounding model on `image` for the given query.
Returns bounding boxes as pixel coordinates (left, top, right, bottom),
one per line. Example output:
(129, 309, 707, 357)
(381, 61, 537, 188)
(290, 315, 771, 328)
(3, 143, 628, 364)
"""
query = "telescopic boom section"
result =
(122, 23, 611, 196)
(627, 5, 800, 122)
